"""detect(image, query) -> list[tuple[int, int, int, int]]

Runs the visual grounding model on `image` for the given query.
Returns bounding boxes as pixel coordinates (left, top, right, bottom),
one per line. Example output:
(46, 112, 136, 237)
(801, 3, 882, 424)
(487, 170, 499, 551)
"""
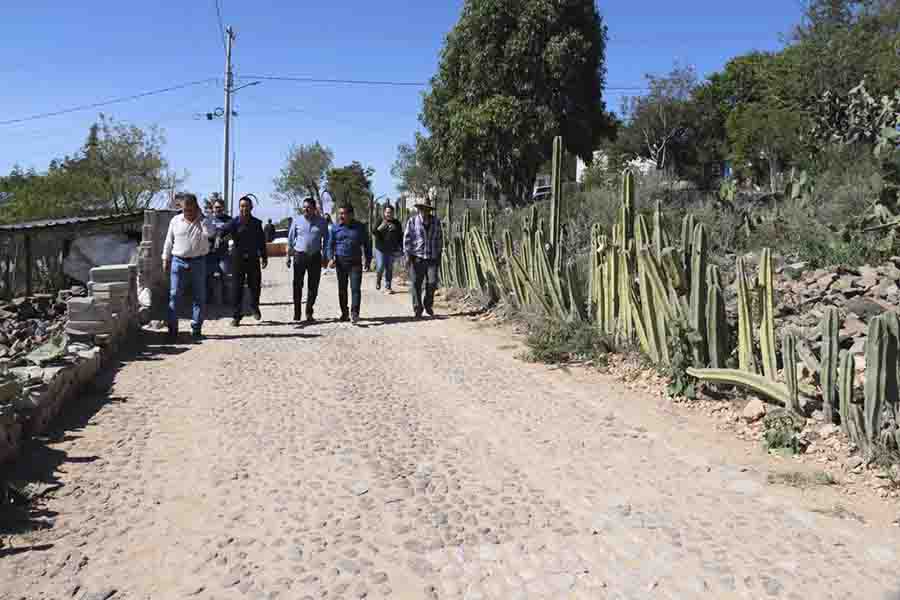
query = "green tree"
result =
(420, 0, 615, 206)
(391, 134, 440, 200)
(0, 163, 97, 225)
(727, 103, 803, 192)
(69, 114, 181, 212)
(273, 141, 334, 214)
(327, 162, 375, 219)
(621, 64, 699, 174)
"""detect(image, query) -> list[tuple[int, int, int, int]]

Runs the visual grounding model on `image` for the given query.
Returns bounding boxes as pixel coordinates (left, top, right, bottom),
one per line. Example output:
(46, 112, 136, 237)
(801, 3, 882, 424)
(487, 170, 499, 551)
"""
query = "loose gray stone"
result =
(82, 590, 117, 600)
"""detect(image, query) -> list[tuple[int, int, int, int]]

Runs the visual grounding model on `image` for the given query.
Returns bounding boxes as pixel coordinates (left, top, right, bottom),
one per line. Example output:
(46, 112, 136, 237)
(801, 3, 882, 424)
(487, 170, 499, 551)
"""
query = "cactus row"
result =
(442, 135, 900, 459)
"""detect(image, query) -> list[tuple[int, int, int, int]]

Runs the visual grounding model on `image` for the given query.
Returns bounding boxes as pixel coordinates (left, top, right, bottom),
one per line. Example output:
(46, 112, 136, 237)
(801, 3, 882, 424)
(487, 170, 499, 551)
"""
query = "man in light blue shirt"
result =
(286, 196, 330, 322)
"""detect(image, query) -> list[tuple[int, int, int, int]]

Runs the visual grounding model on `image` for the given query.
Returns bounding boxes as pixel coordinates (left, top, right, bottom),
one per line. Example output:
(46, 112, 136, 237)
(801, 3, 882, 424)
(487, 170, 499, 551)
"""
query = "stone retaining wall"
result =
(0, 209, 176, 467)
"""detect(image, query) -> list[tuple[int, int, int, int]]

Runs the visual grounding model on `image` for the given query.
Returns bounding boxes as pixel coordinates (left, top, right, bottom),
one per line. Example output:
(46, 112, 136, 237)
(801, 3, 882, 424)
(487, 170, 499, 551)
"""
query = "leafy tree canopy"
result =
(0, 114, 180, 223)
(326, 161, 375, 219)
(273, 141, 334, 214)
(420, 0, 615, 205)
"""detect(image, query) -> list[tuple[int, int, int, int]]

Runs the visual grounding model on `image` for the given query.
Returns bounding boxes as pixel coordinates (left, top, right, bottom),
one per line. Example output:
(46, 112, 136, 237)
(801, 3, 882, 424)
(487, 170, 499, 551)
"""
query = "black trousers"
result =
(335, 258, 363, 317)
(292, 252, 322, 319)
(409, 257, 439, 314)
(233, 254, 262, 320)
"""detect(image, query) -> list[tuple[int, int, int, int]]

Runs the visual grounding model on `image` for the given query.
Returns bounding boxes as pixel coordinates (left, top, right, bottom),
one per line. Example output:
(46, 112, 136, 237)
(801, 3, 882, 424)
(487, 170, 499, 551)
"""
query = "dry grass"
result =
(766, 470, 837, 488)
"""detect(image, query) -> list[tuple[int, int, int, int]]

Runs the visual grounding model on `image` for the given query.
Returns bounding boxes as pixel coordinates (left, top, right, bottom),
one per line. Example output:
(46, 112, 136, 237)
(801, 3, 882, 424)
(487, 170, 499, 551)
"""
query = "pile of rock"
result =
(0, 264, 139, 464)
(772, 258, 900, 368)
(0, 289, 84, 363)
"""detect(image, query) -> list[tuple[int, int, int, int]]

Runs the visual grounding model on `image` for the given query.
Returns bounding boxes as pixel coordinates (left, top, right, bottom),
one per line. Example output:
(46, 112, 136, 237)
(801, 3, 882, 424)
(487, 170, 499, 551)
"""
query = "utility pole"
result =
(223, 26, 235, 215)
(231, 151, 236, 213)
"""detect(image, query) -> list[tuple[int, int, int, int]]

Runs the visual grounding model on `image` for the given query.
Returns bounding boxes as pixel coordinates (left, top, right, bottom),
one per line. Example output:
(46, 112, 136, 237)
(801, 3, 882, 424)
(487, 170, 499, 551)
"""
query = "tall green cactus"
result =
(681, 213, 695, 288)
(689, 224, 708, 365)
(838, 350, 861, 444)
(550, 136, 564, 268)
(618, 170, 635, 248)
(758, 249, 777, 380)
(706, 264, 729, 368)
(820, 307, 840, 424)
(652, 200, 664, 260)
(862, 313, 899, 449)
(783, 331, 801, 412)
(864, 317, 888, 447)
(735, 257, 758, 373)
(637, 250, 664, 364)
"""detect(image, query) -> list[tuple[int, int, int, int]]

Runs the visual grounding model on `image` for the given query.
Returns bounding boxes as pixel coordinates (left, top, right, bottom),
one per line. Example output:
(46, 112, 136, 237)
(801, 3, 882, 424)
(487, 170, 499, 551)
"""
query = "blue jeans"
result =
(375, 249, 395, 289)
(335, 258, 363, 317)
(169, 256, 207, 333)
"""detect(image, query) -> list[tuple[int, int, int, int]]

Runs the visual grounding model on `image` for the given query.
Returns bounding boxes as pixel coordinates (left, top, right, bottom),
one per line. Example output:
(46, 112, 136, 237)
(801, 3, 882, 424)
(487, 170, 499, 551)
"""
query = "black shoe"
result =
(375, 280, 381, 290)
(253, 308, 262, 320)
(231, 318, 240, 327)
(167, 328, 178, 341)
(351, 313, 359, 324)
(294, 314, 302, 322)
(305, 313, 315, 323)
(414, 310, 423, 319)
(339, 313, 350, 322)
(191, 328, 203, 340)
(425, 307, 435, 317)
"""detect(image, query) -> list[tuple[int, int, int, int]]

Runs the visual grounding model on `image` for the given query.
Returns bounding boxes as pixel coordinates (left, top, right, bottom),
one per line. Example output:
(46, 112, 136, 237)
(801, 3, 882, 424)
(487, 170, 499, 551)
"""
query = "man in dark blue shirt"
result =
(219, 195, 268, 326)
(206, 197, 232, 305)
(327, 204, 372, 323)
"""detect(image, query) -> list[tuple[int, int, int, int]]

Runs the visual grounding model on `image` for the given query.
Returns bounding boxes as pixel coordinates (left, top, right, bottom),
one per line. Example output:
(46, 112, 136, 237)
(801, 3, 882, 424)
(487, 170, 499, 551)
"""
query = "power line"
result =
(241, 74, 429, 87)
(240, 74, 648, 91)
(0, 79, 218, 127)
(214, 0, 227, 53)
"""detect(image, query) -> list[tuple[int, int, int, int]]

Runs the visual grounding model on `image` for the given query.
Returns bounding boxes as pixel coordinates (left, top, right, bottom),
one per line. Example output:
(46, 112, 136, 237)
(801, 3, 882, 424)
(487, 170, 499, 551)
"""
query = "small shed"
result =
(0, 212, 146, 299)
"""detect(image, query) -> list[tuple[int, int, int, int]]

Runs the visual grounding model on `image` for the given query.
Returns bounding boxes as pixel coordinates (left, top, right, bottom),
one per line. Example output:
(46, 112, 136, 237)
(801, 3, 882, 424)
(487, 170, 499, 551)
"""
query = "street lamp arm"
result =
(231, 81, 261, 93)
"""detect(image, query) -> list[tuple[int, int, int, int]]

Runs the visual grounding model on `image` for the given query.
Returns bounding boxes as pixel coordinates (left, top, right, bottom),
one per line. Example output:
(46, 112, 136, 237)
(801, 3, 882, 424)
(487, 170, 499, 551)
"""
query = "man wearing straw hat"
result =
(403, 196, 443, 319)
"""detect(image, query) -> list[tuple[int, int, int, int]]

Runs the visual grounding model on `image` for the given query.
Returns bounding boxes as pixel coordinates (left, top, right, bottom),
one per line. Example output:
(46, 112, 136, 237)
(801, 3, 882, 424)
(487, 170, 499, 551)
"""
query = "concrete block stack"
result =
(66, 264, 138, 349)
(136, 209, 177, 320)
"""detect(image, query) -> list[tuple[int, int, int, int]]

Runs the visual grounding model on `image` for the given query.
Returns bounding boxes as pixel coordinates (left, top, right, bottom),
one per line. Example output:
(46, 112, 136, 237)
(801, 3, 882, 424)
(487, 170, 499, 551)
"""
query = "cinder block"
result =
(90, 282, 132, 295)
(90, 264, 133, 283)
(66, 320, 113, 335)
(67, 297, 113, 321)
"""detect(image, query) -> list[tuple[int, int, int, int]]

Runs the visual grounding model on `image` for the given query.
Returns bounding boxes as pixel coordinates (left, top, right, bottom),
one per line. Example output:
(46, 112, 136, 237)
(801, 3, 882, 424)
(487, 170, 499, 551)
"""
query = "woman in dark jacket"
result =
(373, 204, 403, 292)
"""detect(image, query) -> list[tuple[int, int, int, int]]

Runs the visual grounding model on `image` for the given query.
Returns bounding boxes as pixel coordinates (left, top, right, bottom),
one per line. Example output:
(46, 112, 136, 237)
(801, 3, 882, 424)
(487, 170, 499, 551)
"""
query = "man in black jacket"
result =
(372, 203, 403, 293)
(220, 195, 268, 326)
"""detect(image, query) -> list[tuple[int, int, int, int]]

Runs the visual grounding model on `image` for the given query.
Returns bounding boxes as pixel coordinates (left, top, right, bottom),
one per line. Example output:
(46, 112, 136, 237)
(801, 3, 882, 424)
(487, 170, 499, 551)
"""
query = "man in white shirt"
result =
(163, 193, 215, 340)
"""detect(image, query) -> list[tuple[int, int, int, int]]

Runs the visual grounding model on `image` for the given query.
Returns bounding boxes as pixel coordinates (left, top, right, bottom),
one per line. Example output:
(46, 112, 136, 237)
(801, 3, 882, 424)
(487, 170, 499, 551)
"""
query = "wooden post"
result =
(24, 233, 32, 297)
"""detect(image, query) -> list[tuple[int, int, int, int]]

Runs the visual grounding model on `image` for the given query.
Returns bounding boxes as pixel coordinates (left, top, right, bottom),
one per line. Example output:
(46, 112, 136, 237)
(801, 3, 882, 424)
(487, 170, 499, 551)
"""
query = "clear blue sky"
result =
(1, 1, 802, 222)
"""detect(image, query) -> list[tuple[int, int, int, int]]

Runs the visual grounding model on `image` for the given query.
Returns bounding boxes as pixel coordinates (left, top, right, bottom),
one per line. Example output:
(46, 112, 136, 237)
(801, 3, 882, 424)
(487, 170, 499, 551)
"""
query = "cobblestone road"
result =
(2, 266, 900, 600)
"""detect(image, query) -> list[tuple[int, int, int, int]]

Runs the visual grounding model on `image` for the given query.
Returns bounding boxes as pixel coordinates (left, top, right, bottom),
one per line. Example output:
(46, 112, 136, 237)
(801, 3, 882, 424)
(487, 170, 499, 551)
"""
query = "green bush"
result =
(524, 317, 613, 364)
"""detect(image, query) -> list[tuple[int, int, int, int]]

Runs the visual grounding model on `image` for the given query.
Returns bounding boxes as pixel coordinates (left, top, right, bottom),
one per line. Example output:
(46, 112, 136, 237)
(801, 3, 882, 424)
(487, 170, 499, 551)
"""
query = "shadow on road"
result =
(357, 309, 483, 327)
(207, 332, 322, 340)
(0, 330, 186, 543)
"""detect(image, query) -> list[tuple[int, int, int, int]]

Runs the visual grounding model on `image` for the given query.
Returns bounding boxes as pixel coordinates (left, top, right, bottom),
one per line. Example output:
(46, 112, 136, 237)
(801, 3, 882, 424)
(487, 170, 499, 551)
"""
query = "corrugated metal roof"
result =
(0, 211, 146, 233)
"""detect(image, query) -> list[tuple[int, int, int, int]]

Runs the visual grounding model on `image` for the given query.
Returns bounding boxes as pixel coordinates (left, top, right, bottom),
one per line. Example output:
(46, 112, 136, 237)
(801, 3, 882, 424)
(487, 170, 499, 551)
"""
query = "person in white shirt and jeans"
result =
(163, 193, 215, 340)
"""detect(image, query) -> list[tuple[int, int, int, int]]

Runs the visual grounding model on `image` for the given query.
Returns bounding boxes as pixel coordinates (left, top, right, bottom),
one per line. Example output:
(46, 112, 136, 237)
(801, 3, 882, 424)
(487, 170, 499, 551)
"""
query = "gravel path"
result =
(2, 266, 900, 600)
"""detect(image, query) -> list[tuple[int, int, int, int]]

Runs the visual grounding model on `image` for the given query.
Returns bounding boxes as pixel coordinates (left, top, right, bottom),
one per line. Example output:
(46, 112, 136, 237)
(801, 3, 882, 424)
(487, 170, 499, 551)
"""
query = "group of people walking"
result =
(162, 192, 443, 339)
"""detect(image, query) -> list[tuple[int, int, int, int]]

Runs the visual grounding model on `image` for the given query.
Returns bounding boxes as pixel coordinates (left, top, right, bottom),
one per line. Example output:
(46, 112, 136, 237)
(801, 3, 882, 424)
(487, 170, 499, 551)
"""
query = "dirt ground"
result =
(2, 265, 899, 600)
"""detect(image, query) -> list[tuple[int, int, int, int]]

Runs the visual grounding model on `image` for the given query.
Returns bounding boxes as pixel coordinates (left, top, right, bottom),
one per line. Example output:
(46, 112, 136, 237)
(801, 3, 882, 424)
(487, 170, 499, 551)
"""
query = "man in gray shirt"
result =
(286, 196, 329, 322)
